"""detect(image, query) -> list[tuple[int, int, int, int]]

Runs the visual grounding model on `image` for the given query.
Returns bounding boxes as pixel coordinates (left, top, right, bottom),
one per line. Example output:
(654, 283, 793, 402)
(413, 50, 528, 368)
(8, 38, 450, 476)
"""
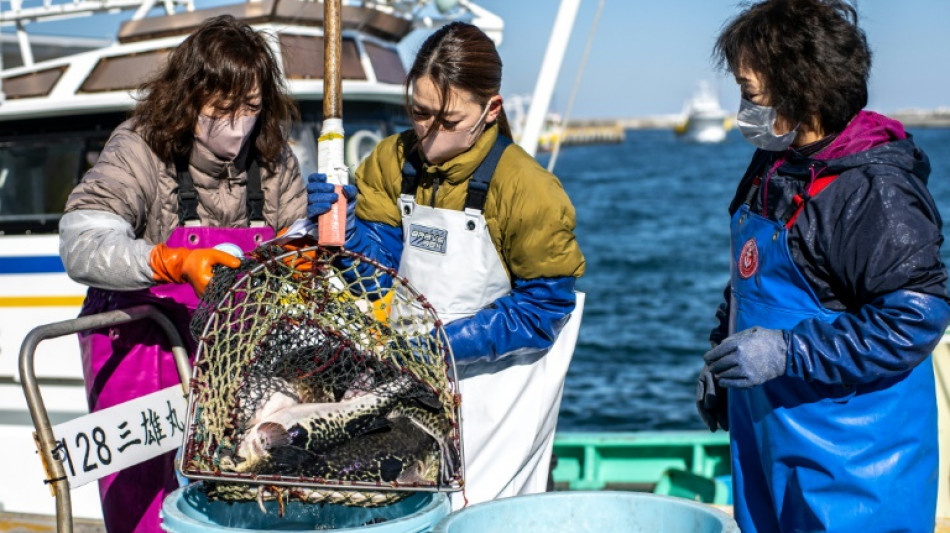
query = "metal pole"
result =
(323, 0, 342, 122)
(317, 0, 348, 246)
(15, 20, 34, 67)
(519, 0, 581, 157)
(548, 0, 605, 173)
(19, 305, 190, 532)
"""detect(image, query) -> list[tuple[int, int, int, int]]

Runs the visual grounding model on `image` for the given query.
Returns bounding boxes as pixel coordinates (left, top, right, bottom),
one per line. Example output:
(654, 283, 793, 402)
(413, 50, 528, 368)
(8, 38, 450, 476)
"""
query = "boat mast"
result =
(547, 0, 604, 172)
(518, 0, 581, 158)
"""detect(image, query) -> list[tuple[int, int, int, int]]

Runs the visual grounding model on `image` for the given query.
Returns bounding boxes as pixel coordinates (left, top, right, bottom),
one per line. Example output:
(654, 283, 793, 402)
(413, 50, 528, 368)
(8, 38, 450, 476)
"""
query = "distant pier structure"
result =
(523, 106, 950, 154)
(537, 119, 625, 152)
(506, 94, 626, 152)
(890, 108, 950, 128)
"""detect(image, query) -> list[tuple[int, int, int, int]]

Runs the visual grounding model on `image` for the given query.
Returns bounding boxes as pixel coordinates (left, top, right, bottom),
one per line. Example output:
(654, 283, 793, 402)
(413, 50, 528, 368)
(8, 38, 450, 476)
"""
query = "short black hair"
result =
(714, 0, 871, 134)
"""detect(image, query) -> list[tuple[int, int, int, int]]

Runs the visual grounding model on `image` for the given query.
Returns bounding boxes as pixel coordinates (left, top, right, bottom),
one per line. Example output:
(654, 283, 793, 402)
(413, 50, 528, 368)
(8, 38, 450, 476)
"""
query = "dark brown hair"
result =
(132, 14, 298, 166)
(405, 22, 512, 142)
(713, 0, 871, 134)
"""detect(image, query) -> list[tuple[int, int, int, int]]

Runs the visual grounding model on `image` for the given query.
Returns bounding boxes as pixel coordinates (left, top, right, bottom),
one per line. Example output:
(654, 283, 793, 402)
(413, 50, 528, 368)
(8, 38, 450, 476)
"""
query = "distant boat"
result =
(674, 81, 732, 143)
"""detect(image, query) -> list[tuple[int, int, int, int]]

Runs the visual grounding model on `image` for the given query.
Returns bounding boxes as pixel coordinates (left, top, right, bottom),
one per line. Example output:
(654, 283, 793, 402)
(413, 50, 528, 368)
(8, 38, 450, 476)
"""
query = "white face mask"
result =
(196, 114, 258, 161)
(413, 103, 491, 164)
(736, 98, 798, 151)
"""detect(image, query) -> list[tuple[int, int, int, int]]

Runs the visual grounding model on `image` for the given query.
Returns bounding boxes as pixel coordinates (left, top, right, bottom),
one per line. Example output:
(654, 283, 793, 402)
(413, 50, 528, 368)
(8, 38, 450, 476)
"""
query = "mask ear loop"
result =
(467, 101, 493, 134)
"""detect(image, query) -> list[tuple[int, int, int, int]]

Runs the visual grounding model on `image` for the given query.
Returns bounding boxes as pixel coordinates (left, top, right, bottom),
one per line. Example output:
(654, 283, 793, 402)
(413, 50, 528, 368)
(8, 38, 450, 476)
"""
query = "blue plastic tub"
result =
(160, 483, 450, 532)
(432, 491, 738, 533)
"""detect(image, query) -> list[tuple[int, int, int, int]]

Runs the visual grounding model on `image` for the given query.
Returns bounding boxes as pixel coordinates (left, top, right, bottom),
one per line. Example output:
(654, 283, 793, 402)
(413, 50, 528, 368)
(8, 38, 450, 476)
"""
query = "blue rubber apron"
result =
(728, 203, 937, 533)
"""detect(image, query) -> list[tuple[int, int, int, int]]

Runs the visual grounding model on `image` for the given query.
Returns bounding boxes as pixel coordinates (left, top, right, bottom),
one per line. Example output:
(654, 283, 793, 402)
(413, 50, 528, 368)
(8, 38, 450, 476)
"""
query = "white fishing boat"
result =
(673, 80, 731, 143)
(0, 0, 504, 522)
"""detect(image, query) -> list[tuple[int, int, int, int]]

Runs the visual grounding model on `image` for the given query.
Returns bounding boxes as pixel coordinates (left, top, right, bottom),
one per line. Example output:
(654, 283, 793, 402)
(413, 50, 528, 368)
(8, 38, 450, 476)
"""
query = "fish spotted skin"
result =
(233, 377, 410, 472)
(386, 400, 460, 484)
(262, 417, 440, 484)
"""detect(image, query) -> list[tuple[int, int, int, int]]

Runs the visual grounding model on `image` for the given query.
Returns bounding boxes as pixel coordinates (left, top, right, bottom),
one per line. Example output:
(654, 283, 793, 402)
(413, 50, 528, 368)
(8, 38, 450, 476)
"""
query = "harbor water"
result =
(548, 126, 950, 432)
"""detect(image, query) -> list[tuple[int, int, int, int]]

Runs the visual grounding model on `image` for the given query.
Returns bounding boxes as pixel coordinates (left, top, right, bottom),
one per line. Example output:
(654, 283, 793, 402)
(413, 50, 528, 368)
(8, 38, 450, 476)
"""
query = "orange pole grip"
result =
(317, 184, 346, 246)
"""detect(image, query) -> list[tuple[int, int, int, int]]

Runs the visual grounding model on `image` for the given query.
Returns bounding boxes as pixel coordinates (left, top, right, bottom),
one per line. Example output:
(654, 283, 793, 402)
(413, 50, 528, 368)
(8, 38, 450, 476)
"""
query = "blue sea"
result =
(541, 127, 950, 432)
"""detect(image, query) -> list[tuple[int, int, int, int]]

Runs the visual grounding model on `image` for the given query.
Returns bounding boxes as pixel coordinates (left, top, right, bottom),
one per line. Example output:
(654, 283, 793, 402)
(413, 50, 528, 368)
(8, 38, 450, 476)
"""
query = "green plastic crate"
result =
(551, 431, 731, 504)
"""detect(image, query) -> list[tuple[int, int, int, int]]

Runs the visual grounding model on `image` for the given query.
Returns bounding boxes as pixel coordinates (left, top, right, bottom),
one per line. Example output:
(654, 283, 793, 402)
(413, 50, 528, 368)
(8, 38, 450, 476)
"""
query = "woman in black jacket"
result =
(697, 1, 950, 531)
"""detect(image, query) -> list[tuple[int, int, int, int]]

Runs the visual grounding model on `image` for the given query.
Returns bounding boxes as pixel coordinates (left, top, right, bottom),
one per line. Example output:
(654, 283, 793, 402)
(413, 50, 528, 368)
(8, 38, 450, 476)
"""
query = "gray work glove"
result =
(704, 327, 788, 388)
(696, 364, 728, 432)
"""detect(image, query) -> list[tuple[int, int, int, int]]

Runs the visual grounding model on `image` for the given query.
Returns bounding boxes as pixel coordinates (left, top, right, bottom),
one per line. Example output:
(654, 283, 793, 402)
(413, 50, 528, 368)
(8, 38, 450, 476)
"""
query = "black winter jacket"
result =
(711, 111, 950, 384)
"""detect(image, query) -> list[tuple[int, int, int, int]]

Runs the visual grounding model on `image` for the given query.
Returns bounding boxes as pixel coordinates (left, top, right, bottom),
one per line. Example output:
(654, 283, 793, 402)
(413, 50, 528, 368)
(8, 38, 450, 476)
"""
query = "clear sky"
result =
(472, 0, 950, 119)
(13, 0, 949, 119)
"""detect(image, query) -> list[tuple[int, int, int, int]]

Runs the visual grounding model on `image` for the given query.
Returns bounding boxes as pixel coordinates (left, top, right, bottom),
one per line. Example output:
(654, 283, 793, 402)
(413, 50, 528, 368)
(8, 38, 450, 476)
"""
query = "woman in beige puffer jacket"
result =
(57, 15, 305, 533)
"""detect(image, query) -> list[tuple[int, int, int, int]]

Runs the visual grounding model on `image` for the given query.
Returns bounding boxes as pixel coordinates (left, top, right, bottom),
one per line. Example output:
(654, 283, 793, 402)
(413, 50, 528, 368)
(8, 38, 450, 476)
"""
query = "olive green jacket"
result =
(355, 125, 585, 281)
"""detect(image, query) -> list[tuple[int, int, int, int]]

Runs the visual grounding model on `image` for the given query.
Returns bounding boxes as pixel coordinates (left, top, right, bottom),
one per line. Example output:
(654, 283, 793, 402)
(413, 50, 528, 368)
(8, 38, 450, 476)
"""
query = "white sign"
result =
(49, 386, 188, 487)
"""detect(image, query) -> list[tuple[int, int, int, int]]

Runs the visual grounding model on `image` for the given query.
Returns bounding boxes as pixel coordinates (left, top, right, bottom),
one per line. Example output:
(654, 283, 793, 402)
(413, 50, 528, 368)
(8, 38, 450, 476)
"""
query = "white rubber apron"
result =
(396, 194, 584, 509)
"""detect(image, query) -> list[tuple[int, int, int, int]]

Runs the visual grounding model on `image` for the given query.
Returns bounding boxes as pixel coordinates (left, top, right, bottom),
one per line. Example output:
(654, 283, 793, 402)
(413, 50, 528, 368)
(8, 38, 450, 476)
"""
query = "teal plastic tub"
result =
(160, 483, 450, 532)
(432, 491, 738, 533)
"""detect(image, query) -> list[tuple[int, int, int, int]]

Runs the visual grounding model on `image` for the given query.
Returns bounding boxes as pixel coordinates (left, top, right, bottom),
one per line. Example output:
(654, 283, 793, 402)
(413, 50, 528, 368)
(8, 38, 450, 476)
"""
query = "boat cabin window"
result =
(280, 35, 367, 81)
(79, 49, 171, 93)
(0, 140, 90, 234)
(2, 66, 66, 99)
(0, 113, 120, 235)
(363, 41, 406, 85)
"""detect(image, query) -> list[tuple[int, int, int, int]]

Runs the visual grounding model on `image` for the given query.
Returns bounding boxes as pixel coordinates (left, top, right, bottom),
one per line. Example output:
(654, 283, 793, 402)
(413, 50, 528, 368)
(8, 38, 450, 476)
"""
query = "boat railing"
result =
(551, 430, 732, 504)
(18, 304, 190, 533)
(0, 0, 194, 69)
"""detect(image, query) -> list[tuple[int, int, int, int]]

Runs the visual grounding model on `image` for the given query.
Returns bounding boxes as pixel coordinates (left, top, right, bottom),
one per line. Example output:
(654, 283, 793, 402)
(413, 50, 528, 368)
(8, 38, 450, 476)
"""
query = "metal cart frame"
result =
(19, 305, 190, 533)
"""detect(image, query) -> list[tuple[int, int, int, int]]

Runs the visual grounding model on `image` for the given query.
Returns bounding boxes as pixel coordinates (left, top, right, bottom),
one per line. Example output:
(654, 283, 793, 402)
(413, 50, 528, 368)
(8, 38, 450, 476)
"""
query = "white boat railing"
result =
(0, 0, 193, 68)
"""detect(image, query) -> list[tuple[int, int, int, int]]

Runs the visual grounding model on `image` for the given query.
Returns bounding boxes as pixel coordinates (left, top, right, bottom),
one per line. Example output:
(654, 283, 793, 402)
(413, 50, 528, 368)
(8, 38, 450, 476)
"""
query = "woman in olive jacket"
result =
(306, 22, 584, 508)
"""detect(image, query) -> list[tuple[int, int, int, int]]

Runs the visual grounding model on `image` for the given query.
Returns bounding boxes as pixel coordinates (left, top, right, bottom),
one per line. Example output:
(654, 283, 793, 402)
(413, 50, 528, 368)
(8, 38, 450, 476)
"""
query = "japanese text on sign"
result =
(48, 386, 187, 487)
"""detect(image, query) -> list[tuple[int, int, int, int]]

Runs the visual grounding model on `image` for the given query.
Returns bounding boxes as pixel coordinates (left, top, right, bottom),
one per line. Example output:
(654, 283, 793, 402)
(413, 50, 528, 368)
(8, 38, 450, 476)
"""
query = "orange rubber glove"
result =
(275, 227, 318, 270)
(149, 244, 242, 296)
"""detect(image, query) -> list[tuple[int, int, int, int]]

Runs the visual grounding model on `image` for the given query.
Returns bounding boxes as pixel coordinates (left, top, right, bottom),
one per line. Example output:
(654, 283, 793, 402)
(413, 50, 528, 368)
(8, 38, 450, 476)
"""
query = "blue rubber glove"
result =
(704, 327, 787, 388)
(343, 183, 357, 239)
(695, 364, 728, 431)
(442, 276, 576, 364)
(306, 172, 356, 223)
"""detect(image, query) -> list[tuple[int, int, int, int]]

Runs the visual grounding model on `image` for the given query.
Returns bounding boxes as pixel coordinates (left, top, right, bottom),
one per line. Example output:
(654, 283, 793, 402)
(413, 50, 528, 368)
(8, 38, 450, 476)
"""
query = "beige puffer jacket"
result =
(65, 119, 306, 243)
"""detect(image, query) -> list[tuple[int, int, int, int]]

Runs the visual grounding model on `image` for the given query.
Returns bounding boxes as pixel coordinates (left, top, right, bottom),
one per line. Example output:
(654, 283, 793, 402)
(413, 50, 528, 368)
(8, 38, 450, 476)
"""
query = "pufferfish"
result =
(230, 377, 410, 473)
(262, 416, 441, 484)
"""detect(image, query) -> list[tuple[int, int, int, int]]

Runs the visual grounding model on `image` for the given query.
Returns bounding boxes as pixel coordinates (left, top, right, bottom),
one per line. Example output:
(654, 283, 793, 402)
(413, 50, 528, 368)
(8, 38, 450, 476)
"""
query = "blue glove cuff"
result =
(444, 276, 576, 365)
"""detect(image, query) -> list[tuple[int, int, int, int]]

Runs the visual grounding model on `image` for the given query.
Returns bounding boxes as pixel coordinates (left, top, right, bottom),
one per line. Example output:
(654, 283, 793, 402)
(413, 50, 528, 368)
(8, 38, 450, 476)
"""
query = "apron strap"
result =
(784, 172, 839, 228)
(245, 158, 264, 226)
(465, 135, 512, 212)
(174, 155, 200, 226)
(400, 146, 425, 196)
(174, 154, 265, 227)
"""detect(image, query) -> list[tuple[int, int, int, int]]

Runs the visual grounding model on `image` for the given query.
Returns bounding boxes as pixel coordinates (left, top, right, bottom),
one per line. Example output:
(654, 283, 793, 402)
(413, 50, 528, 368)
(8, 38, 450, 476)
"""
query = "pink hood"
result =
(816, 110, 907, 160)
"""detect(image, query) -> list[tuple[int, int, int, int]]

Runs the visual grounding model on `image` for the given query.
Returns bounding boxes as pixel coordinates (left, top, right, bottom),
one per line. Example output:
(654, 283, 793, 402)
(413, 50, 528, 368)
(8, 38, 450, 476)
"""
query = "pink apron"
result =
(78, 225, 273, 533)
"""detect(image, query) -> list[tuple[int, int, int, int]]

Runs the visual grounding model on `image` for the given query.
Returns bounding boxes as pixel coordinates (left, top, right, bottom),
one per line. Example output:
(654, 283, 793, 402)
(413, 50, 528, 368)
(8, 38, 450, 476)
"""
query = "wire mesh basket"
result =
(178, 242, 463, 507)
